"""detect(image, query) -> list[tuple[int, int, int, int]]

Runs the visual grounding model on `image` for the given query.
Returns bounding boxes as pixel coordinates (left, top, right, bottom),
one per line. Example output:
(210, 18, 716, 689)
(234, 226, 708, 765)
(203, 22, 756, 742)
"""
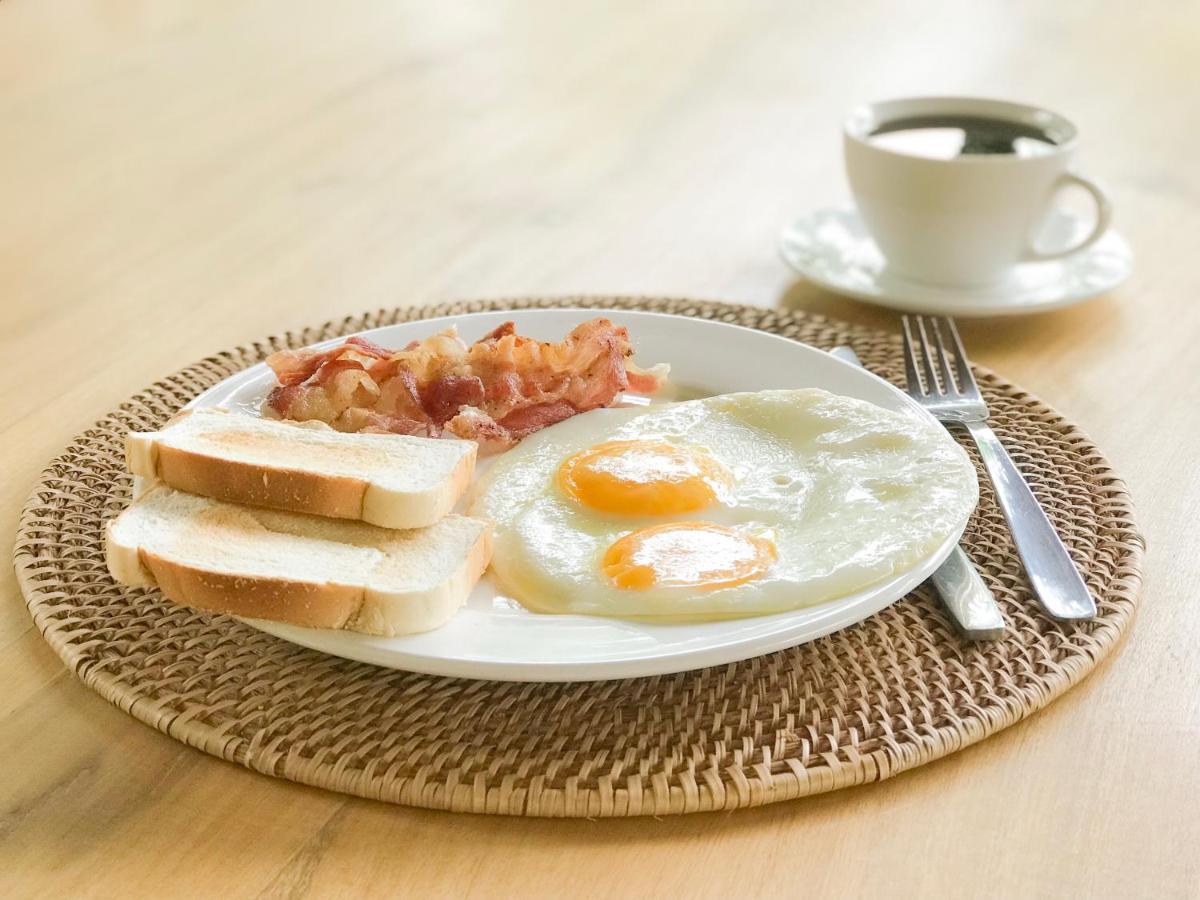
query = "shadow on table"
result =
(776, 278, 1127, 356)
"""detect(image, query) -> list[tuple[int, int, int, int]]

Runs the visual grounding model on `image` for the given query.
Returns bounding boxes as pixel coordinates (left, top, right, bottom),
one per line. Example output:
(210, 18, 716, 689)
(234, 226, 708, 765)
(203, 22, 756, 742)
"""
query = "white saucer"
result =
(779, 207, 1132, 316)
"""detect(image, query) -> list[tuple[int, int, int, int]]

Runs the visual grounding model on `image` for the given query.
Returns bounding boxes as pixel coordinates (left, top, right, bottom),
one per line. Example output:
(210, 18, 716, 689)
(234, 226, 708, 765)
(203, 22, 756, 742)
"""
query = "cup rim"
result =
(843, 95, 1078, 162)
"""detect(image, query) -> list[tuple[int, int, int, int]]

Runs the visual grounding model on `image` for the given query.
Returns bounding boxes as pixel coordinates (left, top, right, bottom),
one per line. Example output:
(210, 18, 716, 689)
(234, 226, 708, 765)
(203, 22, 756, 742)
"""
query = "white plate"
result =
(779, 207, 1132, 316)
(189, 309, 970, 681)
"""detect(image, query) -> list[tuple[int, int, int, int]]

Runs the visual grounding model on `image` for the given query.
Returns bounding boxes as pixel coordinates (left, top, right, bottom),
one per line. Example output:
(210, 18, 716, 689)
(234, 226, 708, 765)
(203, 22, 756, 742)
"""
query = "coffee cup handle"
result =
(1023, 172, 1113, 262)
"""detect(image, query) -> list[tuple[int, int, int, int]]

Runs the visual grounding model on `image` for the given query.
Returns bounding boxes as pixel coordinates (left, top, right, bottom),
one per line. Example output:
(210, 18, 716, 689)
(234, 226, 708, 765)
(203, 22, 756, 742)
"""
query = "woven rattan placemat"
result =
(14, 296, 1143, 817)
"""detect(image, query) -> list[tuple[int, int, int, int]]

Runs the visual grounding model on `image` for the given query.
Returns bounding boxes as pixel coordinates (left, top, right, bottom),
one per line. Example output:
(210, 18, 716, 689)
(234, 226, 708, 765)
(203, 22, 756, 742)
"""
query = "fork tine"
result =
(938, 316, 978, 393)
(930, 318, 958, 393)
(913, 316, 941, 394)
(900, 316, 926, 395)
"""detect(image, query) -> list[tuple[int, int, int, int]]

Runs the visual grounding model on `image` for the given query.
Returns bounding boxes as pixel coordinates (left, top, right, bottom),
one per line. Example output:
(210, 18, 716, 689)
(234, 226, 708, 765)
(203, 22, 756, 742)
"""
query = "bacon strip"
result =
(497, 401, 577, 438)
(313, 358, 366, 386)
(262, 318, 669, 448)
(476, 322, 516, 343)
(422, 375, 486, 425)
(268, 350, 331, 388)
(344, 335, 394, 358)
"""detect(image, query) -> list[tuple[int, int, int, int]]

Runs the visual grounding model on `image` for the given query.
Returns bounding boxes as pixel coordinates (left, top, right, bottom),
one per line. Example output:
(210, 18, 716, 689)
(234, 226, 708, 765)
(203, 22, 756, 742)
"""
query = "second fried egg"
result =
(469, 389, 978, 619)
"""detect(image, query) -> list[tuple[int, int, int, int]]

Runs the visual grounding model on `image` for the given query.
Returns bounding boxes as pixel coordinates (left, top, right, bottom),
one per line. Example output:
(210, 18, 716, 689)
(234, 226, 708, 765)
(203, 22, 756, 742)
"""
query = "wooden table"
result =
(3, 2, 1197, 896)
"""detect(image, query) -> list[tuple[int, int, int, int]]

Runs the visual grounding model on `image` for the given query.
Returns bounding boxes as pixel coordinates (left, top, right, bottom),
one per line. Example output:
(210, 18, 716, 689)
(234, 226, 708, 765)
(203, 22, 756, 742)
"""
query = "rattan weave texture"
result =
(14, 297, 1143, 816)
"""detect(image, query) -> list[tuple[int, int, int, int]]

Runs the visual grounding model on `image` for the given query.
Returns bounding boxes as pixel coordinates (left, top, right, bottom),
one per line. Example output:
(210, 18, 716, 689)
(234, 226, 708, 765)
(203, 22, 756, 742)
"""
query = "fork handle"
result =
(962, 420, 1097, 620)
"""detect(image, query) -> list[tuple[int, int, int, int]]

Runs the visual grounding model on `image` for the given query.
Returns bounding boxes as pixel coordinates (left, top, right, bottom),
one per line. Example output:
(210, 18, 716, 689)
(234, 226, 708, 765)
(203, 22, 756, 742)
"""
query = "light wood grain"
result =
(2, 1, 1198, 897)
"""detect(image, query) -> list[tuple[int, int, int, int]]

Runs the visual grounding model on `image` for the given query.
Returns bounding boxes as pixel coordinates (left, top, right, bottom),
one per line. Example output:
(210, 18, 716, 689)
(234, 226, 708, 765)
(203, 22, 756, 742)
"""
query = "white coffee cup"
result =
(843, 96, 1111, 287)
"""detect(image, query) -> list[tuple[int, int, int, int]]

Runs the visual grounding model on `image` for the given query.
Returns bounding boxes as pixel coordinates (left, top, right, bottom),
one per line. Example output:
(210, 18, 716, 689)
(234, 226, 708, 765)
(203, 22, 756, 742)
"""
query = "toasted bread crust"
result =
(128, 416, 477, 528)
(156, 443, 367, 520)
(349, 524, 493, 635)
(141, 548, 362, 628)
(361, 446, 475, 528)
(104, 513, 493, 635)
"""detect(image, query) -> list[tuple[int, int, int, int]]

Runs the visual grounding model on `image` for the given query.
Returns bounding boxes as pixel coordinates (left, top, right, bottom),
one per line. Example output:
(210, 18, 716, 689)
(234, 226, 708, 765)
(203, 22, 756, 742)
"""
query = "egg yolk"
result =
(601, 522, 776, 591)
(557, 440, 731, 516)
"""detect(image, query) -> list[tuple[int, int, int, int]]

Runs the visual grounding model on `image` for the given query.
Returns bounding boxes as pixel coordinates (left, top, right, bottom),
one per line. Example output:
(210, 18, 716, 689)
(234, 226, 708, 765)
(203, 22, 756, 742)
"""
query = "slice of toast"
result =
(126, 409, 475, 529)
(106, 487, 492, 636)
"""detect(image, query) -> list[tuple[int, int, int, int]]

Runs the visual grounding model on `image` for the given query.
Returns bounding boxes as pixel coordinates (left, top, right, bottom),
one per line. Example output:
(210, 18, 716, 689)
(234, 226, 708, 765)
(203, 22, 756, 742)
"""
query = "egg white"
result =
(469, 389, 978, 619)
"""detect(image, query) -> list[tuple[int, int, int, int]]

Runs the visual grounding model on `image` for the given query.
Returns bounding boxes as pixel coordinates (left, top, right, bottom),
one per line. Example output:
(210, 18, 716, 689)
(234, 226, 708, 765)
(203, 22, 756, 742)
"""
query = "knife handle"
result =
(928, 545, 1006, 639)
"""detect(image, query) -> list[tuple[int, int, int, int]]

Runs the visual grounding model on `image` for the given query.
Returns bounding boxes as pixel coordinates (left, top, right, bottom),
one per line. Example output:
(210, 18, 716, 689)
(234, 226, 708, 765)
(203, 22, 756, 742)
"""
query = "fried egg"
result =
(469, 389, 978, 619)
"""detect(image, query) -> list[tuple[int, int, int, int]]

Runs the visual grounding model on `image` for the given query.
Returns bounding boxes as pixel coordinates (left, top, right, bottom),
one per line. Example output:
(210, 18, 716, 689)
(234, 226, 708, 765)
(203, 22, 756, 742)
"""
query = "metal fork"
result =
(830, 346, 1005, 639)
(901, 315, 1096, 620)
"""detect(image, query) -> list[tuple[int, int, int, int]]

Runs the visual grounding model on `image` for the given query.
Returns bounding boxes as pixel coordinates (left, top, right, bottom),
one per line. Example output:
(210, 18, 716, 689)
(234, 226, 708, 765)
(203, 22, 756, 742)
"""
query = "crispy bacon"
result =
(312, 358, 367, 386)
(262, 317, 669, 449)
(265, 383, 304, 414)
(498, 401, 577, 438)
(268, 350, 329, 388)
(340, 409, 435, 437)
(627, 361, 670, 394)
(344, 335, 394, 359)
(443, 406, 511, 453)
(423, 375, 486, 425)
(477, 321, 516, 343)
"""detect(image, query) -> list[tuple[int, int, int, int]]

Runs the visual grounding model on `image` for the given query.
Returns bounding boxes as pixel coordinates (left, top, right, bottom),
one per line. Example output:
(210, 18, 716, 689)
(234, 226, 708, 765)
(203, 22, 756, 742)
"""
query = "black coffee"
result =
(868, 115, 1062, 159)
